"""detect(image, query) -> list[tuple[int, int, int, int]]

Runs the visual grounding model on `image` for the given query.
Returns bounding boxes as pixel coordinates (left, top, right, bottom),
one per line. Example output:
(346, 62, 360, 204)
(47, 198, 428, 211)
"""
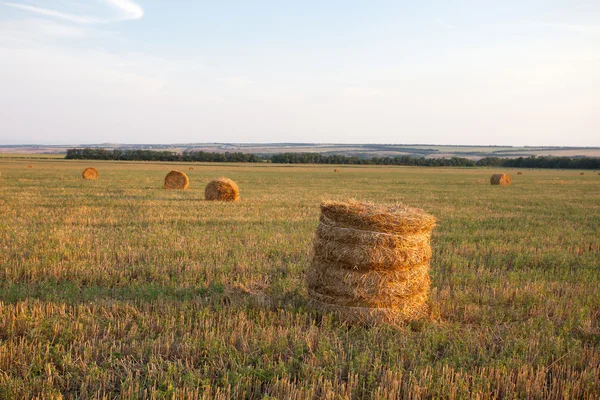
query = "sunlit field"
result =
(0, 160, 598, 399)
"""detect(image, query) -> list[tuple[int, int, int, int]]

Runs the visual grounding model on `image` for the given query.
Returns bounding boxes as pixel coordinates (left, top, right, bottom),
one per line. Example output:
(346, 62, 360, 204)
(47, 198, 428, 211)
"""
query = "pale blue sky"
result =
(0, 1, 599, 145)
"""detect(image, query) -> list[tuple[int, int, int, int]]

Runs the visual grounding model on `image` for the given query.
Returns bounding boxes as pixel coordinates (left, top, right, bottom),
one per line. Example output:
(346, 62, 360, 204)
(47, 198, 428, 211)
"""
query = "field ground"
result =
(0, 160, 599, 399)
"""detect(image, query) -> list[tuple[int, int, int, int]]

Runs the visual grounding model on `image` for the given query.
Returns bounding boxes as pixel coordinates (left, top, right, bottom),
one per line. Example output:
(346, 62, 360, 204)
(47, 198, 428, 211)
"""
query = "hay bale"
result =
(320, 200, 436, 235)
(307, 262, 430, 307)
(313, 223, 432, 270)
(517, 172, 522, 175)
(205, 177, 239, 201)
(164, 170, 189, 190)
(27, 164, 32, 168)
(307, 200, 436, 326)
(189, 167, 194, 171)
(490, 173, 511, 185)
(82, 167, 98, 180)
(334, 169, 340, 172)
(580, 172, 585, 175)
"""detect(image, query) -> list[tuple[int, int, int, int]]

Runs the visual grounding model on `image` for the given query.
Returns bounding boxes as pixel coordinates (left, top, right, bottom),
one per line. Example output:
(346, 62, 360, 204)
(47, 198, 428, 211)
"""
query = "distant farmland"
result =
(2, 143, 600, 160)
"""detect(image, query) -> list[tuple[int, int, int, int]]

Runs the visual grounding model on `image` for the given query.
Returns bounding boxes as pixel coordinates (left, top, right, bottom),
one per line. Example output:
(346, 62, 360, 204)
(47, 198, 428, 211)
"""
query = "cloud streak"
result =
(2, 0, 144, 24)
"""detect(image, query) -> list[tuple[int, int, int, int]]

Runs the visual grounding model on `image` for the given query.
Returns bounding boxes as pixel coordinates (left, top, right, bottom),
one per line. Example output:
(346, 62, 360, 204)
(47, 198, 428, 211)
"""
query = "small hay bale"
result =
(490, 173, 511, 186)
(205, 177, 239, 201)
(334, 169, 340, 172)
(164, 170, 189, 190)
(82, 167, 98, 180)
(27, 164, 32, 168)
(517, 172, 522, 175)
(580, 172, 585, 175)
(307, 200, 436, 326)
(189, 167, 194, 171)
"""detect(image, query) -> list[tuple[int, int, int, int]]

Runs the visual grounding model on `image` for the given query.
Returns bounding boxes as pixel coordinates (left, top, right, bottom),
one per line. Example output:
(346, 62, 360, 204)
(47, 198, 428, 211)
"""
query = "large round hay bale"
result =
(320, 200, 436, 235)
(307, 200, 436, 326)
(313, 223, 433, 270)
(490, 173, 511, 185)
(82, 167, 98, 180)
(205, 177, 239, 201)
(164, 170, 189, 190)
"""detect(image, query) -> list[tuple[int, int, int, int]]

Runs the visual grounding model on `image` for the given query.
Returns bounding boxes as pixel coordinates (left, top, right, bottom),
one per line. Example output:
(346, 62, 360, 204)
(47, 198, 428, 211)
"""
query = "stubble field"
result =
(0, 160, 599, 399)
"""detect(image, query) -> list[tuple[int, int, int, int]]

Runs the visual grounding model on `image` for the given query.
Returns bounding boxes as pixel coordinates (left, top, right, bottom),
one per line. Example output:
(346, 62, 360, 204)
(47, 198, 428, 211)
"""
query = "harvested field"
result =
(0, 160, 598, 399)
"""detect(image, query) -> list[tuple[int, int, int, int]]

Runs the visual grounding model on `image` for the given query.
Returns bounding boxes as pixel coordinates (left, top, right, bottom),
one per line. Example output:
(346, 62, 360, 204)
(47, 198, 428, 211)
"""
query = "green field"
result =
(0, 160, 599, 399)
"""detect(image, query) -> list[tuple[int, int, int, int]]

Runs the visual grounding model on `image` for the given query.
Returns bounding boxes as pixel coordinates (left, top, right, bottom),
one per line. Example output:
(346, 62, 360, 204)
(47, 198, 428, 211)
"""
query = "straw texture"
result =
(307, 200, 436, 326)
(82, 168, 98, 180)
(205, 177, 239, 201)
(490, 174, 511, 186)
(164, 171, 189, 190)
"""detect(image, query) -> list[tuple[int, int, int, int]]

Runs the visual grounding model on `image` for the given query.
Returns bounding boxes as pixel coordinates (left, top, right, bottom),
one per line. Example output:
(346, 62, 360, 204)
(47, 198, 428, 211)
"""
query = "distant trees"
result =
(65, 148, 600, 169)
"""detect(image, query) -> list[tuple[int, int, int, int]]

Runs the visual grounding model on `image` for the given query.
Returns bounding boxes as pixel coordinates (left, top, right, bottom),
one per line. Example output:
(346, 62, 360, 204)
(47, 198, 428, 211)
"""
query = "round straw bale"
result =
(307, 262, 430, 307)
(320, 200, 436, 235)
(334, 169, 340, 172)
(82, 167, 98, 180)
(313, 223, 432, 270)
(307, 200, 436, 326)
(490, 173, 511, 185)
(517, 172, 522, 175)
(205, 177, 239, 201)
(164, 170, 189, 190)
(580, 172, 585, 175)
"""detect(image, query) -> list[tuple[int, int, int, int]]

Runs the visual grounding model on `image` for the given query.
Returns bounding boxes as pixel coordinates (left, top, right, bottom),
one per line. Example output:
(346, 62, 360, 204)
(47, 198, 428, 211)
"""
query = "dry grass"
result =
(0, 160, 599, 398)
(490, 173, 511, 185)
(205, 177, 239, 201)
(82, 167, 98, 180)
(164, 170, 189, 190)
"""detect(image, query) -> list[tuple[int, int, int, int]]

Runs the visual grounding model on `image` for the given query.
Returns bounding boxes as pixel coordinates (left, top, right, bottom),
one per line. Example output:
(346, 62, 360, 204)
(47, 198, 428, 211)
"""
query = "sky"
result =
(0, 1, 599, 146)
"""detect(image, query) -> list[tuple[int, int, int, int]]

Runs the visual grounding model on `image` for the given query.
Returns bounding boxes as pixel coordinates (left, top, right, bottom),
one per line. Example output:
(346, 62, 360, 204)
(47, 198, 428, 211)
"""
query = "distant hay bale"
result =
(189, 167, 194, 171)
(205, 177, 239, 201)
(334, 169, 340, 172)
(164, 170, 189, 190)
(517, 172, 522, 175)
(27, 164, 32, 168)
(82, 167, 98, 180)
(490, 173, 511, 186)
(580, 172, 585, 175)
(307, 200, 436, 326)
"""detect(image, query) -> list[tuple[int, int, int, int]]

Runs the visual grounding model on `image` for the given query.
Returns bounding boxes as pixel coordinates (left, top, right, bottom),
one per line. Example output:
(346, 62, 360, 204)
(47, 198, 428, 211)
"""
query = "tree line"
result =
(65, 148, 600, 169)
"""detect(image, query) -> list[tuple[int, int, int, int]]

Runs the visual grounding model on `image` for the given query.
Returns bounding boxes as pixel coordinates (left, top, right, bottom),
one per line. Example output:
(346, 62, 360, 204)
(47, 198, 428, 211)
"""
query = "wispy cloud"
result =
(105, 0, 144, 21)
(1, 0, 144, 24)
(2, 3, 99, 24)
